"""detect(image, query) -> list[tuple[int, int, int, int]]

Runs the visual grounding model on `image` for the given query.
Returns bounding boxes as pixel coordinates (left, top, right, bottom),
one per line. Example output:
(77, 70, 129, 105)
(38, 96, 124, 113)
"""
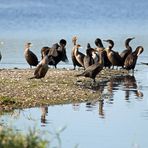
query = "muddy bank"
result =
(0, 68, 128, 111)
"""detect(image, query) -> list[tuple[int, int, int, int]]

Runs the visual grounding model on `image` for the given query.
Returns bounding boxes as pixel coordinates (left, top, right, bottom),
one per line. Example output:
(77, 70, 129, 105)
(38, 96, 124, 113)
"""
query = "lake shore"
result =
(0, 68, 128, 111)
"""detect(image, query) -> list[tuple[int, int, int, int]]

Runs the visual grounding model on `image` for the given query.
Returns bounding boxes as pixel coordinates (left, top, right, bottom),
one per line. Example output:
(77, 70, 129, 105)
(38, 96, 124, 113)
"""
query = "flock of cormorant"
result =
(0, 37, 144, 82)
(72, 36, 144, 82)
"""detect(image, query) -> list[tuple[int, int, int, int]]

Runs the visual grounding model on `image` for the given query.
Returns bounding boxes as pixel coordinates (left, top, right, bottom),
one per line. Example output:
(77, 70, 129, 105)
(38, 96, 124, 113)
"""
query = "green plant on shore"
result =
(0, 127, 48, 148)
(0, 96, 16, 105)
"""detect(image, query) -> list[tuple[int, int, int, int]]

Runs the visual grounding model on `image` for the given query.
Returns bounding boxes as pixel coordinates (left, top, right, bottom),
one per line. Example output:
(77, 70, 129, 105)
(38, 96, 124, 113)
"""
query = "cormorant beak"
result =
(77, 44, 82, 49)
(103, 40, 108, 42)
(26, 43, 32, 48)
(131, 37, 135, 40)
(29, 43, 33, 47)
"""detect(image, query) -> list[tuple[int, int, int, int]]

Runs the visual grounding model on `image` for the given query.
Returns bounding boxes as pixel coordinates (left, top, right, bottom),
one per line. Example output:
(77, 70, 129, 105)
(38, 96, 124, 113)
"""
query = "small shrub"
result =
(0, 96, 16, 105)
(0, 127, 48, 148)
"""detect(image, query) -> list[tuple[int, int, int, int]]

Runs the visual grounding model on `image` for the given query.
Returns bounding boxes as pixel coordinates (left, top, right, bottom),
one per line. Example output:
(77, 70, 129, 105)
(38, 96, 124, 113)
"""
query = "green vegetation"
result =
(0, 125, 68, 148)
(0, 96, 16, 105)
(0, 127, 48, 148)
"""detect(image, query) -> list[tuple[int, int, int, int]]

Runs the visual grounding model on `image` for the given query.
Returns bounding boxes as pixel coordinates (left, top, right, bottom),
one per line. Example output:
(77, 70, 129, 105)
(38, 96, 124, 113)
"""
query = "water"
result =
(0, 0, 148, 69)
(0, 71, 148, 148)
(0, 0, 148, 147)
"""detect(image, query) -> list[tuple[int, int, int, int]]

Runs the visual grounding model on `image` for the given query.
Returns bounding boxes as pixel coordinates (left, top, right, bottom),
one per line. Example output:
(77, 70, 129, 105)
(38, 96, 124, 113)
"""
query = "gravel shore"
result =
(0, 68, 128, 111)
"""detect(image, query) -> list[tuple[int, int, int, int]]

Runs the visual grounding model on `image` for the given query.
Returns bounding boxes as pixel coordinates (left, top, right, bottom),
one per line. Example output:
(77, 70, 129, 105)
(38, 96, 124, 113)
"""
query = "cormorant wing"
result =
(34, 64, 42, 76)
(48, 48, 58, 57)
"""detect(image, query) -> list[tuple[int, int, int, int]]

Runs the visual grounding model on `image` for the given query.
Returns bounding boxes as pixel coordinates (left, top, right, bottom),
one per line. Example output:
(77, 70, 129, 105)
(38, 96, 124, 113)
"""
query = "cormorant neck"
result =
(74, 45, 79, 56)
(97, 42, 104, 48)
(125, 43, 132, 51)
(99, 53, 104, 66)
(125, 38, 134, 49)
(108, 45, 113, 50)
(24, 47, 30, 51)
(108, 41, 114, 49)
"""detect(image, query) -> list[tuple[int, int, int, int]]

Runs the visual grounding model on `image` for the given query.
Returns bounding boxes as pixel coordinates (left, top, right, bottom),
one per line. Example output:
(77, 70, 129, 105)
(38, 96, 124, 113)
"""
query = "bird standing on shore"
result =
(71, 36, 85, 69)
(120, 37, 135, 63)
(124, 46, 144, 73)
(41, 46, 50, 59)
(24, 43, 38, 68)
(83, 43, 94, 69)
(76, 51, 104, 83)
(103, 39, 123, 68)
(48, 39, 68, 68)
(29, 54, 54, 79)
(94, 38, 111, 68)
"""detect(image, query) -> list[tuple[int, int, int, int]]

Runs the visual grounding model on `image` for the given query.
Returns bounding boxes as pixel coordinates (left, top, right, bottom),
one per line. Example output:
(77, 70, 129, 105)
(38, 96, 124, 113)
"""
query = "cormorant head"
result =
(86, 43, 95, 56)
(103, 39, 114, 48)
(87, 43, 91, 49)
(72, 36, 77, 43)
(95, 38, 103, 47)
(136, 46, 144, 56)
(76, 44, 81, 48)
(59, 39, 67, 47)
(25, 42, 32, 48)
(125, 37, 135, 47)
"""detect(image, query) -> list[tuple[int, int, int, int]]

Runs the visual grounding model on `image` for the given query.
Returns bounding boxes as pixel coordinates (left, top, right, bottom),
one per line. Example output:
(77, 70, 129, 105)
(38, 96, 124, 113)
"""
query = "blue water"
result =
(0, 0, 148, 69)
(0, 0, 148, 36)
(1, 71, 148, 148)
(0, 1, 148, 148)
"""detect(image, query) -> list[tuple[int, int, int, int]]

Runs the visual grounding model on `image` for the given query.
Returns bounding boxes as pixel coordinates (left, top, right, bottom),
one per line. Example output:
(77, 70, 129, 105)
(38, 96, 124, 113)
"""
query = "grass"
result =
(0, 96, 16, 105)
(0, 125, 69, 148)
(0, 127, 48, 148)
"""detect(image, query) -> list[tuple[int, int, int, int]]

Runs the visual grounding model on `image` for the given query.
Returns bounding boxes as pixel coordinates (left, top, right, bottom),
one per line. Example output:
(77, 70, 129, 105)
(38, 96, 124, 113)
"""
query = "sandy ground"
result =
(0, 68, 128, 111)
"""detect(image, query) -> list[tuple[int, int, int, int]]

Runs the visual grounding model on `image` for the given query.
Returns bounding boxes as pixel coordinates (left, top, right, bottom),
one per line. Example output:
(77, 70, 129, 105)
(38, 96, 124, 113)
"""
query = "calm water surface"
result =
(1, 68, 148, 148)
(0, 0, 148, 147)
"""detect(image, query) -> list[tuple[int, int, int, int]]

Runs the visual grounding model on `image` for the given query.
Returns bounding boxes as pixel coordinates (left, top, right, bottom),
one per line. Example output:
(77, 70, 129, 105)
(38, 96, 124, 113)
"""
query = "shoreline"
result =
(0, 68, 128, 111)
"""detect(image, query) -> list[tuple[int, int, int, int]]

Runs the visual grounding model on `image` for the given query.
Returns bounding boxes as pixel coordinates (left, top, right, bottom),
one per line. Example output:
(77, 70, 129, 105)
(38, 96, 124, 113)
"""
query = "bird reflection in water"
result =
(106, 76, 125, 103)
(84, 75, 143, 118)
(105, 75, 143, 101)
(98, 100, 104, 118)
(123, 75, 143, 100)
(41, 106, 48, 126)
(72, 102, 80, 111)
(85, 99, 105, 118)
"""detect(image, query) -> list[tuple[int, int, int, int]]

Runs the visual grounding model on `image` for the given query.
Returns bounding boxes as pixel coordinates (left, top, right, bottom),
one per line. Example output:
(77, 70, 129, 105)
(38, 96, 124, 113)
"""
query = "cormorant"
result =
(71, 36, 85, 69)
(76, 51, 104, 83)
(29, 55, 54, 79)
(41, 46, 50, 59)
(124, 46, 144, 73)
(103, 39, 123, 68)
(95, 38, 111, 68)
(48, 39, 68, 68)
(24, 43, 38, 68)
(120, 37, 135, 63)
(83, 43, 94, 69)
